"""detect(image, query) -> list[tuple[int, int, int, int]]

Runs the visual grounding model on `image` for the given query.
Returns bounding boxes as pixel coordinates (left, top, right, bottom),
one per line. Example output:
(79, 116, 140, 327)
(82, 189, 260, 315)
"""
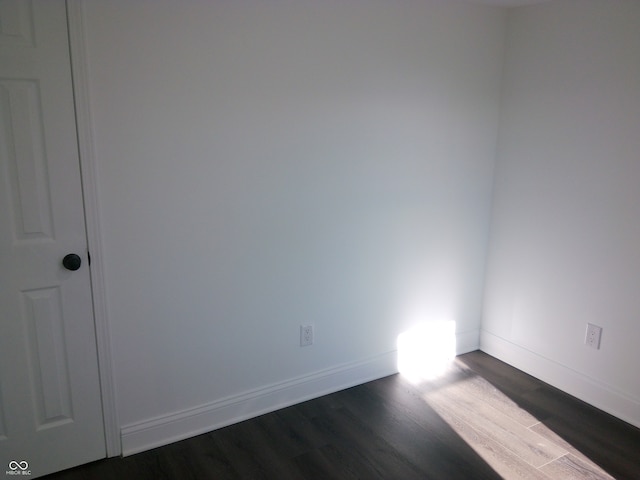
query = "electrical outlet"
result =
(300, 325, 313, 347)
(585, 323, 602, 349)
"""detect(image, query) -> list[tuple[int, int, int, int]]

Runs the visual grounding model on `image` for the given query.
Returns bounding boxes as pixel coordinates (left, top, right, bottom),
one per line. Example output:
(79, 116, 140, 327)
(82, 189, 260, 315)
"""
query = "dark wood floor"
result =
(44, 351, 640, 479)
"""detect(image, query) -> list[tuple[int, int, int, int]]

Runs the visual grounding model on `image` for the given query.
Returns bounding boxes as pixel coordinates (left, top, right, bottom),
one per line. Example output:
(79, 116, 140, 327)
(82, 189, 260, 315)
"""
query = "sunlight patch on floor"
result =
(421, 368, 615, 480)
(396, 323, 614, 478)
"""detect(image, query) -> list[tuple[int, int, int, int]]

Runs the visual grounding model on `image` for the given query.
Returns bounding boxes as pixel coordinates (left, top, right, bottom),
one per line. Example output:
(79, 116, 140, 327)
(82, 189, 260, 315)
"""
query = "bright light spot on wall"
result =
(397, 321, 456, 383)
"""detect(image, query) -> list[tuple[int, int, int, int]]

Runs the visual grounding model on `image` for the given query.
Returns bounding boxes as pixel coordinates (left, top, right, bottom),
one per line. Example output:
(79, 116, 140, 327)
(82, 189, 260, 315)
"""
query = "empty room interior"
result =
(1, 0, 640, 478)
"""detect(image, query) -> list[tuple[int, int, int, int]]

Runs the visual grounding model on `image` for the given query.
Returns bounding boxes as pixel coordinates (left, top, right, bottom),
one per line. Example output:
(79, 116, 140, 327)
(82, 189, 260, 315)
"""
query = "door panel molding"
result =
(0, 80, 55, 240)
(66, 0, 121, 457)
(0, 0, 35, 47)
(23, 286, 74, 427)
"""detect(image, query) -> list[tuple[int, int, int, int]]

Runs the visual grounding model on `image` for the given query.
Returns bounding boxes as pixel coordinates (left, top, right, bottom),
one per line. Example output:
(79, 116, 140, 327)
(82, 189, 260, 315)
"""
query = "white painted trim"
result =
(121, 350, 399, 456)
(480, 330, 640, 429)
(66, 0, 121, 457)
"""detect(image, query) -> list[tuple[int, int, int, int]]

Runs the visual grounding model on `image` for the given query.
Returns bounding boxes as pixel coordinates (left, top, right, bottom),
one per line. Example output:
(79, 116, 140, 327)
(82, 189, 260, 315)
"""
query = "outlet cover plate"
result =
(585, 323, 602, 349)
(300, 325, 313, 347)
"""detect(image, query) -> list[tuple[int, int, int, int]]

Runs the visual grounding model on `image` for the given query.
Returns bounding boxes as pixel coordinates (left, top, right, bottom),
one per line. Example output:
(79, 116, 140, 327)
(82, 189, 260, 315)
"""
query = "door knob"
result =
(62, 253, 82, 271)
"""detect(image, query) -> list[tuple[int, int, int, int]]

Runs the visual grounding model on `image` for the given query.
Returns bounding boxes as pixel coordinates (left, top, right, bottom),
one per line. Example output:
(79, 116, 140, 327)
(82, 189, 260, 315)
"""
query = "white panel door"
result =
(0, 1, 106, 477)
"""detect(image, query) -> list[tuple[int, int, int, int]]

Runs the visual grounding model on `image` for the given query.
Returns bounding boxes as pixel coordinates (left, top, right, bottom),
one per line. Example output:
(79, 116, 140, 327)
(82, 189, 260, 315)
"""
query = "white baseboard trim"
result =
(120, 350, 399, 456)
(480, 330, 640, 429)
(122, 329, 483, 456)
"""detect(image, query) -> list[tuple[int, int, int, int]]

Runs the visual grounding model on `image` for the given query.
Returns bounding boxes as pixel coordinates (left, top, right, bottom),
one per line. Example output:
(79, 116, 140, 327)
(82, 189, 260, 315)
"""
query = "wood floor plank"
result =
(338, 382, 502, 479)
(459, 353, 640, 480)
(203, 415, 305, 479)
(426, 381, 568, 468)
(529, 422, 613, 478)
(360, 375, 508, 478)
(451, 364, 540, 428)
(424, 395, 553, 480)
(517, 386, 640, 478)
(42, 351, 640, 480)
(292, 443, 384, 480)
(539, 454, 616, 480)
(456, 352, 547, 399)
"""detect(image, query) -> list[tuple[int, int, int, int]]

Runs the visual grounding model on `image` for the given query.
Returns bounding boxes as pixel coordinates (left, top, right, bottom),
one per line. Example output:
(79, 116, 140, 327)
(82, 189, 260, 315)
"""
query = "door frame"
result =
(66, 0, 120, 457)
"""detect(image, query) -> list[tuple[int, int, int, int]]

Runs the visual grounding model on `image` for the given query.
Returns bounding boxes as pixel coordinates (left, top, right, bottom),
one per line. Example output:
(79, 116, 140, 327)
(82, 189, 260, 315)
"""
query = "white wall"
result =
(482, 0, 640, 427)
(82, 0, 506, 452)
